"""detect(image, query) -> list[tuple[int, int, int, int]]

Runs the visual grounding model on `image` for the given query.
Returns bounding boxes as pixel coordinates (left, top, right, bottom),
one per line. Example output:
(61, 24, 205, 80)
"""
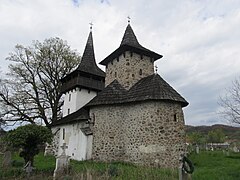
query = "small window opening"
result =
(130, 52, 133, 57)
(63, 128, 65, 140)
(132, 74, 135, 77)
(140, 55, 143, 59)
(123, 52, 126, 58)
(67, 108, 70, 115)
(126, 62, 130, 66)
(174, 113, 178, 122)
(69, 94, 71, 102)
(139, 69, 142, 75)
(117, 57, 119, 62)
(88, 89, 91, 94)
(115, 72, 117, 78)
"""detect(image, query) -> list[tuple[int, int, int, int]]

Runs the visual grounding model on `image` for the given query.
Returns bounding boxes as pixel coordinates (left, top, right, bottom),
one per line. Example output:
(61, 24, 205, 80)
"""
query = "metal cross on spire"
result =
(127, 16, 131, 24)
(89, 22, 93, 31)
(155, 65, 158, 74)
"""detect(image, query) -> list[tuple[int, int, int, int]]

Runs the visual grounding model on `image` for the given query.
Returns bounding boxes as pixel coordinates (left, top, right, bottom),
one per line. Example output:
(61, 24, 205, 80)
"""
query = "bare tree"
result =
(0, 37, 80, 127)
(219, 77, 240, 124)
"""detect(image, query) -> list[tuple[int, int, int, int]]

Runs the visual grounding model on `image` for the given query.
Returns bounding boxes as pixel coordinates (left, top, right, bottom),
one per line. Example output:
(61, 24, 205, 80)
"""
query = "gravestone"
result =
(53, 143, 70, 180)
(195, 145, 199, 154)
(233, 146, 238, 153)
(23, 161, 34, 178)
(2, 151, 11, 168)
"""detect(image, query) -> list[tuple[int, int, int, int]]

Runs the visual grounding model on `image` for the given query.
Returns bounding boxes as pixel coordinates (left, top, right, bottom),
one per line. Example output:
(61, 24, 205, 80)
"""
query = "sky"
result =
(0, 0, 240, 126)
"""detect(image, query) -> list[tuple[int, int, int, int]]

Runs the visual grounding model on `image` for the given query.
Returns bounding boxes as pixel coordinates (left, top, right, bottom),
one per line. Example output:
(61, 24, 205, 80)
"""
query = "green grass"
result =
(190, 151, 240, 180)
(1, 151, 240, 179)
(0, 152, 177, 179)
(70, 160, 177, 179)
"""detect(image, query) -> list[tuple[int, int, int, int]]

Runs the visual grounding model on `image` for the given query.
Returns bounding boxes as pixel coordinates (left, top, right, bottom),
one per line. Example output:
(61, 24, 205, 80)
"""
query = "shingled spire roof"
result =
(120, 24, 142, 48)
(100, 24, 162, 65)
(60, 30, 105, 93)
(77, 31, 105, 77)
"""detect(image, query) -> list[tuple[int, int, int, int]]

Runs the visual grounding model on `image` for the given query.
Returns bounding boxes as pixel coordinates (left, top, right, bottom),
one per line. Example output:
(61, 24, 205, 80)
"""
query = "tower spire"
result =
(76, 27, 105, 77)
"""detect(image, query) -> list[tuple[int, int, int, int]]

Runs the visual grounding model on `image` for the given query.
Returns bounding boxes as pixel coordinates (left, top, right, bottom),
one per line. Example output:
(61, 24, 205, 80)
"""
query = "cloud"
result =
(0, 0, 240, 126)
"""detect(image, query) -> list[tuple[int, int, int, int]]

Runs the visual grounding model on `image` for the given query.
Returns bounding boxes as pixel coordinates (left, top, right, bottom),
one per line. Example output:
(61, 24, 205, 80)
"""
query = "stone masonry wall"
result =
(105, 51, 154, 89)
(91, 101, 186, 168)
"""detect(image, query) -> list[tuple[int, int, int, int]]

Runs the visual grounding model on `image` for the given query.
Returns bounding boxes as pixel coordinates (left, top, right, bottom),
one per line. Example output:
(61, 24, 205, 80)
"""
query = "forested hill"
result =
(186, 124, 240, 141)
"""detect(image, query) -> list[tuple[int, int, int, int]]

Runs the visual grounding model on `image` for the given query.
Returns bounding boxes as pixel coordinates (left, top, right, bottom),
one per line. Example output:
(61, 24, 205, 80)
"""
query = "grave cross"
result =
(60, 143, 68, 155)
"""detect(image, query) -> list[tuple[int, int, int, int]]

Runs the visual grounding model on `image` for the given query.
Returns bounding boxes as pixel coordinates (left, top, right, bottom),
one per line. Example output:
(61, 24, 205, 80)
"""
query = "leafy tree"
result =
(5, 124, 53, 165)
(219, 77, 240, 124)
(0, 37, 80, 127)
(207, 129, 225, 143)
(187, 132, 206, 145)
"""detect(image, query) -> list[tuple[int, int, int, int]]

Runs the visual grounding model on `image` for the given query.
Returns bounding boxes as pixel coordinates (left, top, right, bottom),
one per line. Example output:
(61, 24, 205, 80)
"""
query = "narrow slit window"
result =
(174, 113, 178, 122)
(69, 94, 71, 102)
(67, 108, 70, 115)
(63, 128, 65, 140)
(139, 69, 142, 75)
(115, 72, 117, 78)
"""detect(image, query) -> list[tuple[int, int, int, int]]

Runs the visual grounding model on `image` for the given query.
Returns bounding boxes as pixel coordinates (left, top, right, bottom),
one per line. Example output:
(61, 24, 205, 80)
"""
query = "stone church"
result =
(49, 23, 189, 168)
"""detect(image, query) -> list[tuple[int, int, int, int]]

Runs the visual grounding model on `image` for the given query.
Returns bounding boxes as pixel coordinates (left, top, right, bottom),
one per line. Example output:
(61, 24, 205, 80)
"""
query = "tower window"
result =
(63, 128, 65, 140)
(88, 90, 91, 94)
(174, 113, 178, 122)
(69, 94, 71, 102)
(139, 69, 142, 75)
(115, 72, 117, 78)
(67, 108, 70, 115)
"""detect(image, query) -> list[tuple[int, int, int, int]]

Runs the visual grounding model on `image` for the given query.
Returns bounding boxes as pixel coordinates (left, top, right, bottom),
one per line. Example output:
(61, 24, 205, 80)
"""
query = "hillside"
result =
(186, 124, 240, 142)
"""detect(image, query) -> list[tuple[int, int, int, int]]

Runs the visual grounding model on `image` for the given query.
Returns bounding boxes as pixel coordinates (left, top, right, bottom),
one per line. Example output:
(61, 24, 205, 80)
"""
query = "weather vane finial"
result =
(155, 65, 158, 74)
(127, 16, 131, 24)
(89, 22, 93, 31)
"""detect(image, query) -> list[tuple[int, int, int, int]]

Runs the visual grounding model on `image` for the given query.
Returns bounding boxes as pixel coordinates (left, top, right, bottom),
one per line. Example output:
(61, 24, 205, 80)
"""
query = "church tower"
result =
(100, 23, 162, 89)
(88, 23, 188, 168)
(61, 30, 105, 117)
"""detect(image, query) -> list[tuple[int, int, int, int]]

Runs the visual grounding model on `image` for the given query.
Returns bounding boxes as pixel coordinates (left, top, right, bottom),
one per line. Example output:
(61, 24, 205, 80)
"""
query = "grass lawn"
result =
(0, 151, 240, 179)
(190, 151, 240, 180)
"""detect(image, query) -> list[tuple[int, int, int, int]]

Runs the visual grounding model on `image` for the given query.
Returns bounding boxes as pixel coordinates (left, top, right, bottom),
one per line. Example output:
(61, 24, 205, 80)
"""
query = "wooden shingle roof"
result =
(77, 31, 105, 77)
(51, 107, 89, 127)
(100, 24, 162, 65)
(87, 74, 189, 107)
